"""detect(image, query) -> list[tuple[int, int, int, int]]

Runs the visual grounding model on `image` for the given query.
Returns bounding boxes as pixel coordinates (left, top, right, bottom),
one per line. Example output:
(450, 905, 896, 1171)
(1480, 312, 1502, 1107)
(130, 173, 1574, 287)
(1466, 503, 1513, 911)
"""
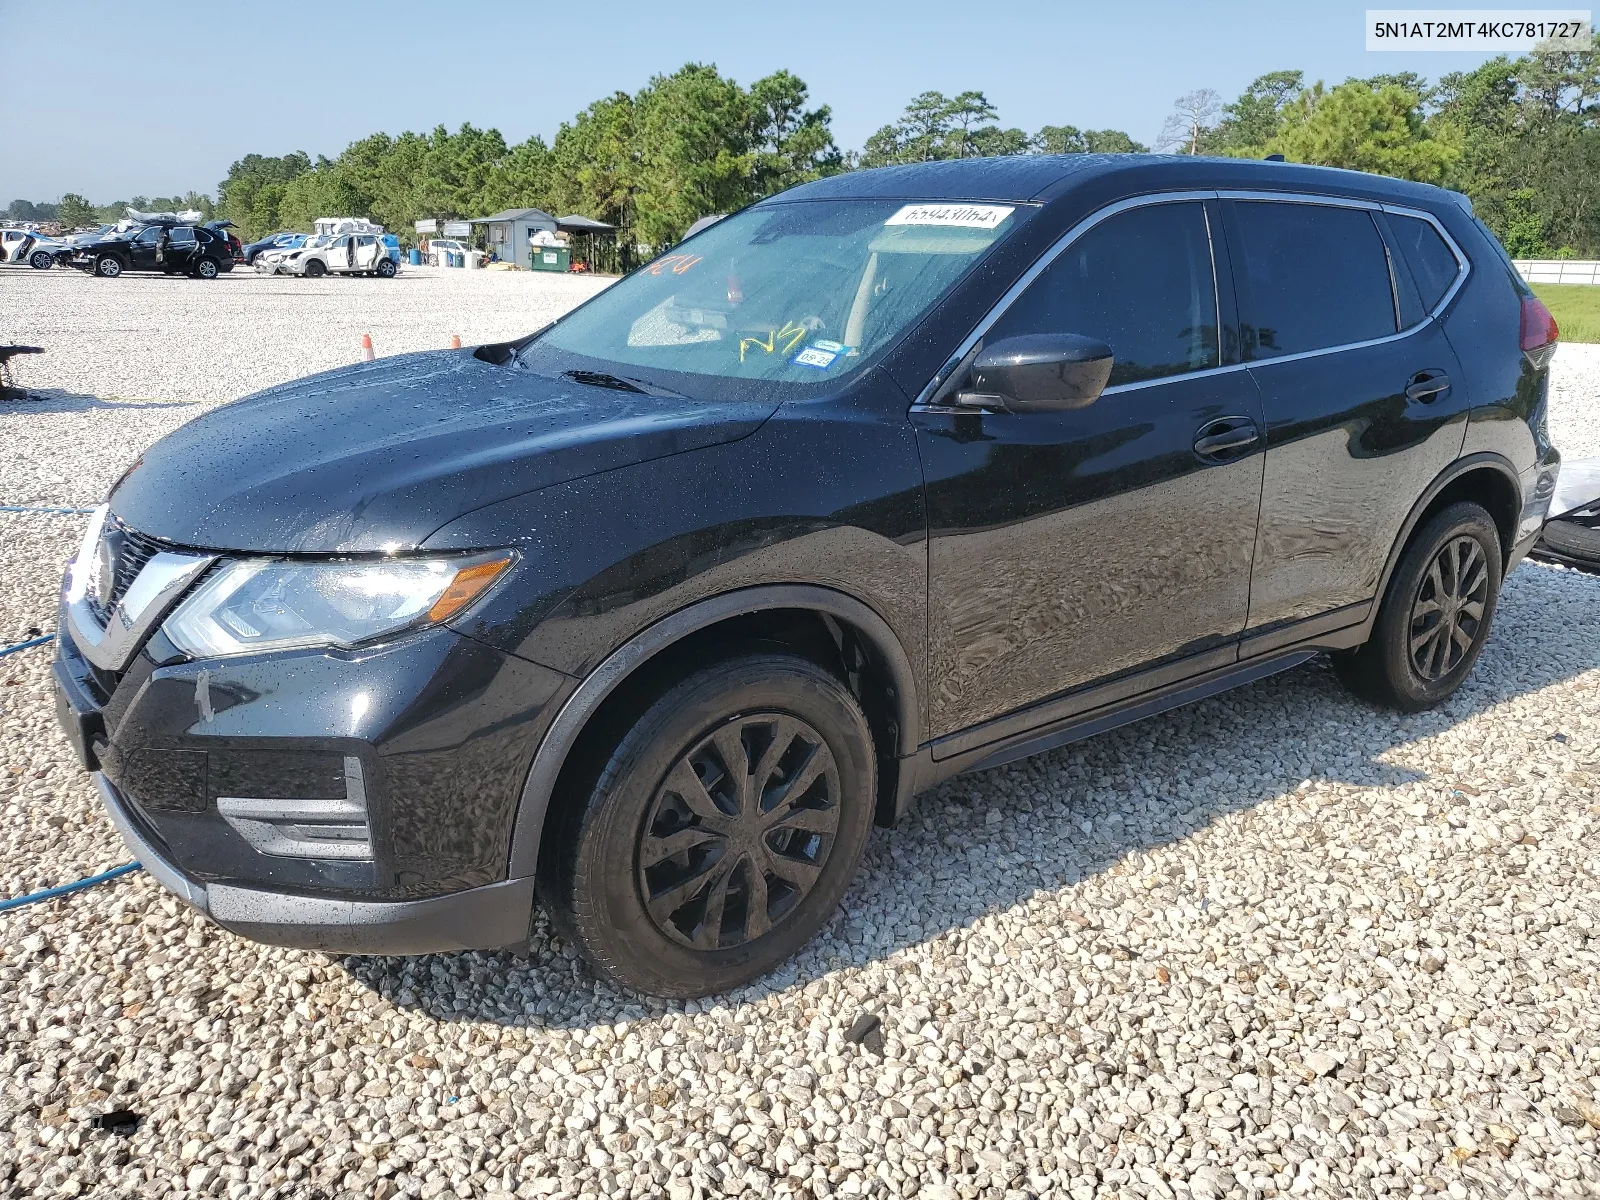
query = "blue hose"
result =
(0, 863, 141, 911)
(0, 634, 54, 658)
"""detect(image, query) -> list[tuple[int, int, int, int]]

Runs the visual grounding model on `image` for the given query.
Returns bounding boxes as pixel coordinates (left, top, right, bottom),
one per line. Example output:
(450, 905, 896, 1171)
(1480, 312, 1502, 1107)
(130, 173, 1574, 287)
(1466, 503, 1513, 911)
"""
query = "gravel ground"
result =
(1, 273, 1598, 1200)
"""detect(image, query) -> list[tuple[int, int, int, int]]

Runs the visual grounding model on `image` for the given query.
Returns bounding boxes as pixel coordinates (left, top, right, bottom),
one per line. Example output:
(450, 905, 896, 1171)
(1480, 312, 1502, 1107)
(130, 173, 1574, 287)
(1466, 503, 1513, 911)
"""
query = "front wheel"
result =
(28, 250, 53, 270)
(303, 259, 326, 278)
(94, 254, 123, 278)
(1334, 500, 1503, 711)
(539, 653, 877, 998)
(193, 258, 219, 279)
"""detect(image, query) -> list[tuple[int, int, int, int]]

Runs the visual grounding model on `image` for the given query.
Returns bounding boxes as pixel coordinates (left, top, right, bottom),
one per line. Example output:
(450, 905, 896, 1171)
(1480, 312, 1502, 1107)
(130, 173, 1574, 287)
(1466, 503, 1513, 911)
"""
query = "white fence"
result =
(1514, 259, 1600, 285)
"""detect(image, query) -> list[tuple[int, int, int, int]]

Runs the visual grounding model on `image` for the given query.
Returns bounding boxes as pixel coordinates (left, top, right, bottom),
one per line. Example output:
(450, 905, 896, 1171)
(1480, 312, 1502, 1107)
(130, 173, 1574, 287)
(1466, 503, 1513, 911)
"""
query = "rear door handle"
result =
(1194, 417, 1261, 460)
(1406, 370, 1451, 402)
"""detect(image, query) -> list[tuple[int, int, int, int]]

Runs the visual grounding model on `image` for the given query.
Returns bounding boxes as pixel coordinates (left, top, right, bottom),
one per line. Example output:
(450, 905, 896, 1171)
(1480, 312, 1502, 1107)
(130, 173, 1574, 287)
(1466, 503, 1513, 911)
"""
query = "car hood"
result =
(109, 349, 777, 553)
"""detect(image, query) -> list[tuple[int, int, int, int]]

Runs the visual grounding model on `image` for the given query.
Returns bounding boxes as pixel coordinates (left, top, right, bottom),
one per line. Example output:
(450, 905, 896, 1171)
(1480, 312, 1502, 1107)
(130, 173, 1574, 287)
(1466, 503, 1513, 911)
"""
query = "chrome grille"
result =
(86, 520, 169, 626)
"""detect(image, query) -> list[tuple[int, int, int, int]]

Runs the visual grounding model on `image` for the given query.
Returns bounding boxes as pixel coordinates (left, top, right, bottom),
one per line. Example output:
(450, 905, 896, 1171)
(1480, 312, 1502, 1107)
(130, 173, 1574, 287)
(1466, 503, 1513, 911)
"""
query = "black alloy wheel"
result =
(1407, 535, 1489, 681)
(539, 652, 876, 998)
(1333, 500, 1502, 711)
(195, 258, 219, 280)
(638, 711, 841, 952)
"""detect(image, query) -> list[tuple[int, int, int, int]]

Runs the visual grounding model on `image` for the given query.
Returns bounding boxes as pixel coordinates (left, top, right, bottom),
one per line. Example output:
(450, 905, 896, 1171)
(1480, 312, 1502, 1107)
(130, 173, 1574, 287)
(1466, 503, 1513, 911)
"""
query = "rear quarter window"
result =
(1389, 214, 1462, 310)
(1230, 201, 1397, 358)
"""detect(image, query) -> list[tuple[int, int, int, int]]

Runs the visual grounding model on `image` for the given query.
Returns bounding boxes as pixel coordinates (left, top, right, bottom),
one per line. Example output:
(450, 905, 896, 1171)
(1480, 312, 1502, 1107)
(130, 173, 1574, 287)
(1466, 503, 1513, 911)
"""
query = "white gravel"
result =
(1, 272, 1599, 1199)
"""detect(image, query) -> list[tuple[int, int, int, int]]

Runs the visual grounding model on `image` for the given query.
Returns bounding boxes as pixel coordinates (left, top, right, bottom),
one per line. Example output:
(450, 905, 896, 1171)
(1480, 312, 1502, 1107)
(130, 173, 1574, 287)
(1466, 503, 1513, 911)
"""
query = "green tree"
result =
(747, 70, 842, 195)
(217, 152, 312, 238)
(1202, 71, 1303, 153)
(1501, 188, 1551, 256)
(57, 193, 96, 229)
(1036, 125, 1147, 153)
(1267, 81, 1458, 183)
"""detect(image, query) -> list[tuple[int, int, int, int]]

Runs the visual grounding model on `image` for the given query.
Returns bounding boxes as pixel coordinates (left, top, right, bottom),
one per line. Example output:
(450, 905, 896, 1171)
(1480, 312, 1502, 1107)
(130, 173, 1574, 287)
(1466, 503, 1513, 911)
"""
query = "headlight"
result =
(161, 553, 512, 658)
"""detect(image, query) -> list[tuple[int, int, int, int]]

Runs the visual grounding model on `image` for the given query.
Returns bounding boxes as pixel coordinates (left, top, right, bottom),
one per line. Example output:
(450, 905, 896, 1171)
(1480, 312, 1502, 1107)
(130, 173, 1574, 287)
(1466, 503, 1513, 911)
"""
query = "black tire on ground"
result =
(376, 258, 396, 278)
(94, 254, 123, 278)
(539, 653, 877, 998)
(28, 250, 53, 270)
(304, 259, 326, 278)
(1333, 500, 1503, 711)
(194, 258, 219, 279)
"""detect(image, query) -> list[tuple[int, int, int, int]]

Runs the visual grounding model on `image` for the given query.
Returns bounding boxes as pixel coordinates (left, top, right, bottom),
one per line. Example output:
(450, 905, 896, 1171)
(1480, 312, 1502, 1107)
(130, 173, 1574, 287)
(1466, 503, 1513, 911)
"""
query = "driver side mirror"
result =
(955, 333, 1115, 413)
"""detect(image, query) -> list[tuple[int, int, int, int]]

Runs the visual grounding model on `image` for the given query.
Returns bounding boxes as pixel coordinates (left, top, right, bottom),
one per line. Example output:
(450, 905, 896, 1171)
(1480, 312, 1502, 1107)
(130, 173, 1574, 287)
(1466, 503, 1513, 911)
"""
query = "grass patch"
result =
(1532, 284, 1600, 344)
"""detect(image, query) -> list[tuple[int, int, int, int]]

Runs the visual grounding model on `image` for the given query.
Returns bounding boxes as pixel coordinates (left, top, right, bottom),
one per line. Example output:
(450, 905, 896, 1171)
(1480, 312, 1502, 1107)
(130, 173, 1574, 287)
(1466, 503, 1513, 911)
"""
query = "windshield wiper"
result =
(562, 369, 647, 394)
(560, 369, 683, 398)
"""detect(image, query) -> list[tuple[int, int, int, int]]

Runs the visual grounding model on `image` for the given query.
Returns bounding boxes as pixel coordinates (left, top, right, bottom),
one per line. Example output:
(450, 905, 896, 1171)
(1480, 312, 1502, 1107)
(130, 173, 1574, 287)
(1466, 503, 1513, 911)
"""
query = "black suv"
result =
(54, 156, 1559, 997)
(67, 222, 232, 278)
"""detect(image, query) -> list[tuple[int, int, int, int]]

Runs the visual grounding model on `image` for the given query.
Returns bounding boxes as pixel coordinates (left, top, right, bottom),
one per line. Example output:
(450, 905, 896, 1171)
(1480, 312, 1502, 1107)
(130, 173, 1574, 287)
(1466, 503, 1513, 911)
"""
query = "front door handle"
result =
(1194, 416, 1261, 460)
(1406, 370, 1451, 403)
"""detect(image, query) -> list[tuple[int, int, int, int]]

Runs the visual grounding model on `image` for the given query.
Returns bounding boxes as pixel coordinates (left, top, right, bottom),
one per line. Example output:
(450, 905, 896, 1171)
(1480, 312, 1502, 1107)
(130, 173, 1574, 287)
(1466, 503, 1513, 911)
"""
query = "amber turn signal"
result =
(427, 557, 513, 623)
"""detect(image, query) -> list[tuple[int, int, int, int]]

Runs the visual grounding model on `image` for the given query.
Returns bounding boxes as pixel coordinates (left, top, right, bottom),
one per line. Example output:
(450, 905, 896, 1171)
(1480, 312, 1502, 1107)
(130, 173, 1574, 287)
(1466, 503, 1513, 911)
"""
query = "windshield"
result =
(533, 199, 1025, 388)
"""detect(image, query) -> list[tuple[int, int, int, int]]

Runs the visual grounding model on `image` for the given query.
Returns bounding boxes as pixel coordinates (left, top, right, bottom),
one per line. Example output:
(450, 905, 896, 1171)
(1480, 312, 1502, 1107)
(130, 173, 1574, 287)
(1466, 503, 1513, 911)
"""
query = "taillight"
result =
(1521, 294, 1559, 369)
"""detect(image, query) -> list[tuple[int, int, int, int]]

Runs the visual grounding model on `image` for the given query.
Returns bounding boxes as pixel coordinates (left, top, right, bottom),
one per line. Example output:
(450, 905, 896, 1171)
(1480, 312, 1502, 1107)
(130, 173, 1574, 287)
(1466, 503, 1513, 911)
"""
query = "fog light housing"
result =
(217, 756, 372, 860)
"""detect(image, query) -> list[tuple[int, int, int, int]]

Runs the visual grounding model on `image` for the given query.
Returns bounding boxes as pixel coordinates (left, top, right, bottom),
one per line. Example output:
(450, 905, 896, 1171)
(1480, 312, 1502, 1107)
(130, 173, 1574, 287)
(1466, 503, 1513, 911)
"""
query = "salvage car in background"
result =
(258, 230, 397, 277)
(66, 222, 234, 279)
(1533, 458, 1600, 574)
(241, 232, 307, 265)
(0, 227, 65, 269)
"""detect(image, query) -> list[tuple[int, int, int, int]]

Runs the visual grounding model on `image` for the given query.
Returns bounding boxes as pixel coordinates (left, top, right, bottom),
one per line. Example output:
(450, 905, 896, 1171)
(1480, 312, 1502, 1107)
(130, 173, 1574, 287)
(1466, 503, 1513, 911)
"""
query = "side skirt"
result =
(891, 619, 1364, 821)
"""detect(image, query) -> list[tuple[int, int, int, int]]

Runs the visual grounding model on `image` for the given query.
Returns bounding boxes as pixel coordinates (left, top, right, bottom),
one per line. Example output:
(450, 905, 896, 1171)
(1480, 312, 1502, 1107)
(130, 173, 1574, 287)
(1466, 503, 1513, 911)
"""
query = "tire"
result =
(28, 250, 52, 270)
(376, 258, 396, 278)
(194, 258, 219, 279)
(303, 259, 326, 278)
(94, 254, 123, 278)
(539, 653, 877, 998)
(1334, 501, 1503, 711)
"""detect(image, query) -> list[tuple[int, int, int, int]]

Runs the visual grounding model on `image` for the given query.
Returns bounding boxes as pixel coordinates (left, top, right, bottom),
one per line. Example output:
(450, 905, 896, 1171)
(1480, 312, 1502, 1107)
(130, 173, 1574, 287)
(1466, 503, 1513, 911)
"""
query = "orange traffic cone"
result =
(361, 333, 374, 362)
(449, 334, 462, 350)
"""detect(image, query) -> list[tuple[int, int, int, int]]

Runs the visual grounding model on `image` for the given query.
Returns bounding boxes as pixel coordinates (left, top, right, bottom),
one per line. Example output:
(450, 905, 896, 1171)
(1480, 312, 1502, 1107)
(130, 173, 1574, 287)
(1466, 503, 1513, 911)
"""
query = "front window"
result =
(531, 199, 1028, 390)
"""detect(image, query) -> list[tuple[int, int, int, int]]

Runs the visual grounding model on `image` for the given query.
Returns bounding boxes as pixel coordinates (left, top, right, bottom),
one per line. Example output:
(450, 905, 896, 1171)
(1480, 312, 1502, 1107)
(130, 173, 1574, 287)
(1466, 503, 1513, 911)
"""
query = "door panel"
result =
(919, 199, 1265, 740)
(1244, 332, 1467, 629)
(1224, 198, 1471, 633)
(918, 372, 1265, 737)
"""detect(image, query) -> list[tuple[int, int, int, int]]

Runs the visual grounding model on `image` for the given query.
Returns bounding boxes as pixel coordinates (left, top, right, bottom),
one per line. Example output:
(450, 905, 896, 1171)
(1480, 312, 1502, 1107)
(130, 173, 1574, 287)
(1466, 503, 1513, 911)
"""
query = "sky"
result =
(2, 0, 1523, 203)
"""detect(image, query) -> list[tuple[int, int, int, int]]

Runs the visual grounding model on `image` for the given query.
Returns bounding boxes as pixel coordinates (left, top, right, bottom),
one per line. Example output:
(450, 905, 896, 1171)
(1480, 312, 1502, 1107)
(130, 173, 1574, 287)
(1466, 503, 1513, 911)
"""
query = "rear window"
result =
(1231, 201, 1397, 358)
(1389, 214, 1462, 311)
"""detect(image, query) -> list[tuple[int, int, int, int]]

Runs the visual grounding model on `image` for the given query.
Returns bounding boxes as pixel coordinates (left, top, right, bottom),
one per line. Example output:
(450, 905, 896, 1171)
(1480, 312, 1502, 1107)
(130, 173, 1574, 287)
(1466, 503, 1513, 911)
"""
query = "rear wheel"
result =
(539, 653, 876, 998)
(1334, 501, 1502, 711)
(194, 258, 219, 279)
(376, 258, 396, 278)
(94, 254, 123, 278)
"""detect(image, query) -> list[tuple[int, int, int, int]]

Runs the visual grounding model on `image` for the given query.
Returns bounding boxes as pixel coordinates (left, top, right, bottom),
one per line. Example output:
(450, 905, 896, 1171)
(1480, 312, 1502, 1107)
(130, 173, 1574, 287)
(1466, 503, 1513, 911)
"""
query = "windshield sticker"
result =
(645, 253, 702, 276)
(885, 203, 1014, 230)
(792, 346, 839, 370)
(739, 321, 810, 362)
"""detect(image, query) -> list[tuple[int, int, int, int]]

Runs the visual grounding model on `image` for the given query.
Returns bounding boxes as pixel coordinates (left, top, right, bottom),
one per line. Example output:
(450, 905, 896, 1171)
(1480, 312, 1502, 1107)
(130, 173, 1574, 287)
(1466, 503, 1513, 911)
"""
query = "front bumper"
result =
(94, 770, 536, 954)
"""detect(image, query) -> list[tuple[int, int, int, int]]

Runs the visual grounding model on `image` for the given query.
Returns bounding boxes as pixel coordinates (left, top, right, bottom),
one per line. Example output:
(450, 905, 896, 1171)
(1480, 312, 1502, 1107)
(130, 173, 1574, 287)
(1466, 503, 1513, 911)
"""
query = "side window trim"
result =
(914, 188, 1473, 408)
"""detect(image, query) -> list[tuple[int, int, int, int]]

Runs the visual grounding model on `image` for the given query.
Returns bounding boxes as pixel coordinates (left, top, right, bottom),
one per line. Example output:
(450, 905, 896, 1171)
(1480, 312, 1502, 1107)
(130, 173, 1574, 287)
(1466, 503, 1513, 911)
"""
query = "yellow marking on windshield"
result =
(739, 321, 810, 362)
(739, 331, 775, 362)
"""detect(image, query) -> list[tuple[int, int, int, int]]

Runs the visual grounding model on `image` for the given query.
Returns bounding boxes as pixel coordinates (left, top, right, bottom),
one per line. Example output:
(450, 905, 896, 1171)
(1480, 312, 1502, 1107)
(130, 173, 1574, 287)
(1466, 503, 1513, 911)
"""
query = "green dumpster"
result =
(531, 244, 570, 272)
